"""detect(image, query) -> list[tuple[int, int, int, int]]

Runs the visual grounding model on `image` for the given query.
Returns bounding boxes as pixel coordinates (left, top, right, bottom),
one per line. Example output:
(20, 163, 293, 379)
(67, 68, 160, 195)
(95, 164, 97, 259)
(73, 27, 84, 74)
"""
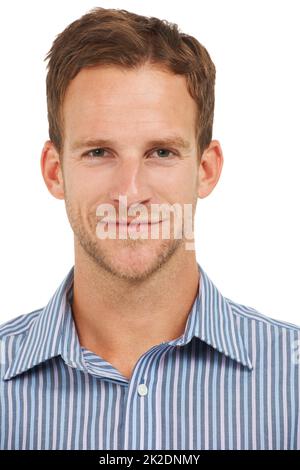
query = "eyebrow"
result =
(70, 135, 191, 152)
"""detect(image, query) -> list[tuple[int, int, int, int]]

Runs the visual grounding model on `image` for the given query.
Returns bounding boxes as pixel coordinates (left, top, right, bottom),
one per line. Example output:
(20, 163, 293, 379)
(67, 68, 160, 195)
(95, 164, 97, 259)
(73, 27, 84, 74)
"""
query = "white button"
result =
(137, 383, 148, 396)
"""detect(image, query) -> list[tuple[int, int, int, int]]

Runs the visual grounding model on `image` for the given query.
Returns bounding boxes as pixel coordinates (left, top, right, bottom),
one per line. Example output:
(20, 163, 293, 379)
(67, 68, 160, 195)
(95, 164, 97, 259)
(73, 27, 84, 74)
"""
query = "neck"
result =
(71, 240, 200, 379)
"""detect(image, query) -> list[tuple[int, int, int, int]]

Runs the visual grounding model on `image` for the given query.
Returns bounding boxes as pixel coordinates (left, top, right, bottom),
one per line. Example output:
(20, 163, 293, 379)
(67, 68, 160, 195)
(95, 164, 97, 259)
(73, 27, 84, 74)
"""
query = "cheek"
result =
(67, 168, 106, 199)
(158, 168, 197, 203)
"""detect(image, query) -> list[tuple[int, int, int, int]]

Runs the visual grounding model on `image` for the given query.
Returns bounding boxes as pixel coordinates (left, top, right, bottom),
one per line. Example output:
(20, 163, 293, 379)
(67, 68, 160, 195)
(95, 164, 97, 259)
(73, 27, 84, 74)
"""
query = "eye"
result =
(151, 148, 175, 158)
(84, 148, 109, 158)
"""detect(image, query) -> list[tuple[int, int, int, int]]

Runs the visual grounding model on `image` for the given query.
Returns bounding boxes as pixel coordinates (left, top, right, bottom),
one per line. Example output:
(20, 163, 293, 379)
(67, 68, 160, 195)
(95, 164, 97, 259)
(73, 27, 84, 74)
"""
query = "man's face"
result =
(61, 64, 200, 281)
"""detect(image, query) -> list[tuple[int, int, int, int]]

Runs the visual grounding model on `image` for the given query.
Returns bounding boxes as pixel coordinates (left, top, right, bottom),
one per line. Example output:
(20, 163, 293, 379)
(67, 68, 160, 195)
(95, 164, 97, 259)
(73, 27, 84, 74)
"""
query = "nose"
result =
(109, 157, 152, 208)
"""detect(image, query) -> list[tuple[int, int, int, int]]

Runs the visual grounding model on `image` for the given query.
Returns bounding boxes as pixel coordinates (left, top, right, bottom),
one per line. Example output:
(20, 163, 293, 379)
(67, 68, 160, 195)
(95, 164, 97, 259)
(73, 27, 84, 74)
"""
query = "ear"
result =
(40, 140, 65, 200)
(197, 139, 224, 199)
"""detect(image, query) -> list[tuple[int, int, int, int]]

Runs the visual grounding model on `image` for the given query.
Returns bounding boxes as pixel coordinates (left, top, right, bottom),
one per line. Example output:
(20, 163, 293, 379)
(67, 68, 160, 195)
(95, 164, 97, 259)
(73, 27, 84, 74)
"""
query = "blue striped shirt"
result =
(0, 263, 299, 450)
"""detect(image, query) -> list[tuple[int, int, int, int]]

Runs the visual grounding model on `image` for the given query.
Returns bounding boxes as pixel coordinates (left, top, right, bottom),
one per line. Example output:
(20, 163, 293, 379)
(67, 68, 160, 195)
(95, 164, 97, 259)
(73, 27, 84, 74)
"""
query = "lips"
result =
(116, 220, 161, 225)
(100, 219, 163, 225)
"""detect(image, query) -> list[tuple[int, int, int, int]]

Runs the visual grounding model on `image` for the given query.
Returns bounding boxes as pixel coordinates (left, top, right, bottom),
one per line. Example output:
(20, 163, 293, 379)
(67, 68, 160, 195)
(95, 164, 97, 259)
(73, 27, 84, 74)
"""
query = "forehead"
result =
(62, 64, 198, 141)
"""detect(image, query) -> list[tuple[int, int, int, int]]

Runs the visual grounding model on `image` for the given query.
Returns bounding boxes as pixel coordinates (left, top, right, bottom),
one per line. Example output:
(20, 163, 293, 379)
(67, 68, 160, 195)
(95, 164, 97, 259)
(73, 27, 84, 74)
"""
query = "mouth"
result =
(95, 219, 169, 240)
(116, 220, 162, 226)
(98, 219, 165, 226)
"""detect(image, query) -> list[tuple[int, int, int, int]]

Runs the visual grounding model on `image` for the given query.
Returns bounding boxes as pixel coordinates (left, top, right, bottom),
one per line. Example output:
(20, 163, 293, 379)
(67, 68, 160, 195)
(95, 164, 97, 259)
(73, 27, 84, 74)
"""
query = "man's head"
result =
(41, 7, 223, 282)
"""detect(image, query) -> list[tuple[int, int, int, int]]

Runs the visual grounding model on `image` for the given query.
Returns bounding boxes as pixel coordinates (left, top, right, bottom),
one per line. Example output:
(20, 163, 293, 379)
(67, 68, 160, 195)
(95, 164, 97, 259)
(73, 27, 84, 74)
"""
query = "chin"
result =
(95, 238, 180, 282)
(107, 242, 159, 274)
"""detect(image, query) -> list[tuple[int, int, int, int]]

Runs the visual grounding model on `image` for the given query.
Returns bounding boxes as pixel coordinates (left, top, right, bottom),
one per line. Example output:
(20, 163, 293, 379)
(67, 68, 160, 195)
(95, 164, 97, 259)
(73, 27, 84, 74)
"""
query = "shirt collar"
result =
(3, 263, 252, 380)
(168, 264, 253, 369)
(3, 267, 86, 381)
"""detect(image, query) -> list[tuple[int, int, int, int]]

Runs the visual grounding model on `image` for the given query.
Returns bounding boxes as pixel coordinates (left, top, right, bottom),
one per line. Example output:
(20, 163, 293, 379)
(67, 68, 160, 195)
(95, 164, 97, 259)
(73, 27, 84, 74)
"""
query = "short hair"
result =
(45, 7, 216, 158)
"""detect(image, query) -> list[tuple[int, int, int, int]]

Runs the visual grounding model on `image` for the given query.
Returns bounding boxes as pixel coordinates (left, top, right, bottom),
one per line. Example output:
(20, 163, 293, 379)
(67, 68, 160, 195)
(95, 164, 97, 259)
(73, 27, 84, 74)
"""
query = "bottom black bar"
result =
(0, 450, 299, 465)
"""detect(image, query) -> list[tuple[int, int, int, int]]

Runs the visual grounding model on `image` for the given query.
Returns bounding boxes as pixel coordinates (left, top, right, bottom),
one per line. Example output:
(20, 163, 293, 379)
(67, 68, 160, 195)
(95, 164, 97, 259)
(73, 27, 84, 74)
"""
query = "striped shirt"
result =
(0, 263, 299, 450)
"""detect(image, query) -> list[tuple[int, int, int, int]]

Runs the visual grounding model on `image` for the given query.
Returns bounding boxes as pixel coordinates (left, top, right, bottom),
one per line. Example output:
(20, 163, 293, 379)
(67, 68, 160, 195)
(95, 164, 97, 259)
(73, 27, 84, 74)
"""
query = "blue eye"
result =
(153, 149, 174, 158)
(86, 148, 107, 158)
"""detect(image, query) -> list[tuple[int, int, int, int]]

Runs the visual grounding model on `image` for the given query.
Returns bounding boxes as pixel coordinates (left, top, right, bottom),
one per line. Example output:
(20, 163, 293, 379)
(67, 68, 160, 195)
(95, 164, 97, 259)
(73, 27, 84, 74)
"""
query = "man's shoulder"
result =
(0, 308, 43, 340)
(225, 295, 300, 333)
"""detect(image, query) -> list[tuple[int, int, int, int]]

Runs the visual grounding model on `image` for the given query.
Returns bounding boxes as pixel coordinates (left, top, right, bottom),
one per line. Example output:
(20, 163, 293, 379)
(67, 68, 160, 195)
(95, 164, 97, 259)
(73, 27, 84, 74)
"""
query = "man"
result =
(0, 7, 299, 450)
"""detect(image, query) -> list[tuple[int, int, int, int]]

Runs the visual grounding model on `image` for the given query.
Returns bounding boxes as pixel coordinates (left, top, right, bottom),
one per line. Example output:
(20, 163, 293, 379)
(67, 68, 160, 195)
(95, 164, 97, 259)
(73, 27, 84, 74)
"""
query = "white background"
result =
(0, 0, 299, 325)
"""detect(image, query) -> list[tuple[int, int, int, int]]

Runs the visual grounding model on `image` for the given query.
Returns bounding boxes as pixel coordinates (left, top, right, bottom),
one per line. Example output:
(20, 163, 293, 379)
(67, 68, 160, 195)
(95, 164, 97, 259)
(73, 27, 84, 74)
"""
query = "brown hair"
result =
(45, 7, 216, 158)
